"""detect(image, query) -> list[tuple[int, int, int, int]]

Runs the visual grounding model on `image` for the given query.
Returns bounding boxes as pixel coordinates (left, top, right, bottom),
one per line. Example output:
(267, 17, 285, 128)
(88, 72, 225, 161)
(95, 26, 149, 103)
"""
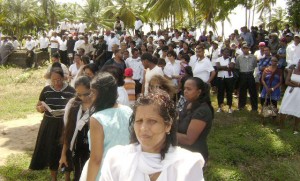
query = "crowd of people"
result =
(3, 16, 299, 180)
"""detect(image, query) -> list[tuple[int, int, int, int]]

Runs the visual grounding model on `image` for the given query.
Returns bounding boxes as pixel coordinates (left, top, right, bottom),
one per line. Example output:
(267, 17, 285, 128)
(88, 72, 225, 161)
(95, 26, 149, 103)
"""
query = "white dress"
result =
(279, 73, 300, 118)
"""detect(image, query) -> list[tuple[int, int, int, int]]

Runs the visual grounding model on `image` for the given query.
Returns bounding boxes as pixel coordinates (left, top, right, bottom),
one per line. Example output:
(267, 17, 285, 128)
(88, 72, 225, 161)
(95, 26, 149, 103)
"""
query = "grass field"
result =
(0, 65, 299, 180)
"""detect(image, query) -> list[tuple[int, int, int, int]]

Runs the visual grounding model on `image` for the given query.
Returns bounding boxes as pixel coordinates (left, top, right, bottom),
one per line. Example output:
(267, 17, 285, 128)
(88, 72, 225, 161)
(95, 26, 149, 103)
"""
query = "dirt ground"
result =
(0, 113, 42, 166)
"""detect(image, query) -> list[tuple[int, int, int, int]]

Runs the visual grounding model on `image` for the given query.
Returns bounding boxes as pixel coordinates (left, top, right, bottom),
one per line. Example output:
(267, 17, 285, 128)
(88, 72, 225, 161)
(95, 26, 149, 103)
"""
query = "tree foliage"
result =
(287, 0, 300, 28)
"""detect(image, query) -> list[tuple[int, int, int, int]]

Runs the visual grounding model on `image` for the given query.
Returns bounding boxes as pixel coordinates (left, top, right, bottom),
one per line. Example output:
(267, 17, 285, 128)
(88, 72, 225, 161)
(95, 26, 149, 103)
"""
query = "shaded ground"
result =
(0, 113, 42, 166)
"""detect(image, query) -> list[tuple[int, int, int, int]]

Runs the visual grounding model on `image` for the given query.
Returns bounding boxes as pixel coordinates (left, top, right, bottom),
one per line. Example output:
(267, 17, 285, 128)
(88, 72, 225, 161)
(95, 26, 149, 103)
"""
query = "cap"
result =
(286, 33, 293, 37)
(242, 44, 249, 48)
(111, 31, 116, 34)
(294, 33, 300, 38)
(258, 42, 266, 47)
(124, 68, 133, 77)
(212, 40, 219, 45)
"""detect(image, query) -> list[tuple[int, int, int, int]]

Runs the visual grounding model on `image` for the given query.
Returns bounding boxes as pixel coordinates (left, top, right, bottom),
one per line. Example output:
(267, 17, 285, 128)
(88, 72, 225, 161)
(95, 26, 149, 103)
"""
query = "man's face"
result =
(294, 37, 300, 45)
(264, 47, 271, 56)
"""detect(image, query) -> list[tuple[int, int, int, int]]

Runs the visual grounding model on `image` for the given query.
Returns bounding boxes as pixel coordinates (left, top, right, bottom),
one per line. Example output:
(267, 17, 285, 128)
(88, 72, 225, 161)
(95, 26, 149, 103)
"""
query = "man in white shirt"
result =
(73, 35, 85, 53)
(192, 46, 216, 84)
(25, 36, 36, 69)
(78, 21, 87, 34)
(39, 32, 50, 52)
(50, 32, 61, 55)
(287, 34, 300, 68)
(163, 50, 181, 87)
(141, 53, 164, 95)
(106, 31, 120, 60)
(59, 35, 68, 65)
(114, 17, 124, 35)
(12, 36, 20, 50)
(172, 31, 183, 45)
(125, 48, 144, 95)
(78, 36, 95, 57)
(60, 18, 69, 36)
(134, 17, 143, 35)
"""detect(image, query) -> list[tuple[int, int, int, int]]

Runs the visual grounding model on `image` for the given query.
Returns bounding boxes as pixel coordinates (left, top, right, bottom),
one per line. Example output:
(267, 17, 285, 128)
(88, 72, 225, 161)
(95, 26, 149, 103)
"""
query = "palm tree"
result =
(256, 0, 277, 30)
(267, 7, 288, 32)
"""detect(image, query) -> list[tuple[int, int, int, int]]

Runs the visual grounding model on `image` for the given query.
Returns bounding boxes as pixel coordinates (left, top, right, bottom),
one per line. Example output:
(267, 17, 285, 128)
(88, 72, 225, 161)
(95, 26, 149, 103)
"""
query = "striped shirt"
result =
(124, 78, 136, 105)
(39, 83, 75, 118)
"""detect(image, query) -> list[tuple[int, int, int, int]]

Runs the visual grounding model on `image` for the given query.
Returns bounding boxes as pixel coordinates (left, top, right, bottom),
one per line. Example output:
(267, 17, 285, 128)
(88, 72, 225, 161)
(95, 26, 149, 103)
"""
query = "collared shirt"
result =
(216, 57, 234, 78)
(240, 32, 254, 47)
(163, 60, 181, 86)
(291, 43, 300, 66)
(235, 54, 257, 72)
(74, 39, 85, 52)
(192, 57, 215, 82)
(125, 57, 144, 80)
(39, 37, 50, 49)
(208, 47, 221, 66)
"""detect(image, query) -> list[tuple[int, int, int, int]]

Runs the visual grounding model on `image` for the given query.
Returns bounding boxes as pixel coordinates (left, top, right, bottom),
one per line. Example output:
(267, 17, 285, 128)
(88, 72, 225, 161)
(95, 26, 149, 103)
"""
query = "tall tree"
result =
(287, 0, 300, 29)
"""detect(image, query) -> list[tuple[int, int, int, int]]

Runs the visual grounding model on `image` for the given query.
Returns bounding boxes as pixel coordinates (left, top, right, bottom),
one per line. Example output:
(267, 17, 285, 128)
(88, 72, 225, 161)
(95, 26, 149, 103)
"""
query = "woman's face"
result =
(271, 57, 278, 66)
(75, 84, 91, 103)
(184, 79, 201, 102)
(50, 72, 64, 90)
(84, 68, 95, 79)
(74, 55, 81, 64)
(134, 104, 171, 153)
(89, 88, 98, 104)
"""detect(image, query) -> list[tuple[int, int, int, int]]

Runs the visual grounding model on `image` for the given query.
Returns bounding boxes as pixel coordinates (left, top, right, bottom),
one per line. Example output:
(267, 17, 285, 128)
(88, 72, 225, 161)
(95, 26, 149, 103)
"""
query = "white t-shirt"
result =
(134, 20, 143, 31)
(192, 57, 215, 82)
(25, 40, 35, 51)
(73, 39, 85, 52)
(117, 86, 130, 106)
(107, 36, 120, 52)
(172, 36, 183, 43)
(59, 39, 67, 51)
(163, 60, 181, 86)
(78, 23, 87, 33)
(216, 57, 234, 78)
(254, 50, 265, 60)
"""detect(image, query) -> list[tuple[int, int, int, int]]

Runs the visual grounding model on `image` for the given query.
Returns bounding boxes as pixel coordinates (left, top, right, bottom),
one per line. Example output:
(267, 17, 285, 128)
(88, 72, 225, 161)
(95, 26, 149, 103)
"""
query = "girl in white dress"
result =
(278, 60, 300, 134)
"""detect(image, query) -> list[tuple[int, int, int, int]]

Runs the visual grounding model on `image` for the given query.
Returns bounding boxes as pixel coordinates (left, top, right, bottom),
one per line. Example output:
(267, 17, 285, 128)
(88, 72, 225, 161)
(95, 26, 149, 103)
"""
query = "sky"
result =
(57, 0, 288, 37)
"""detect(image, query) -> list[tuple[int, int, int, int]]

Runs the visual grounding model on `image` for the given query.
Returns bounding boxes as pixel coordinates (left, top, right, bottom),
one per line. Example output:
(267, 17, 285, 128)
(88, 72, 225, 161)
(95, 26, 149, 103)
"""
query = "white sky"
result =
(57, 0, 287, 36)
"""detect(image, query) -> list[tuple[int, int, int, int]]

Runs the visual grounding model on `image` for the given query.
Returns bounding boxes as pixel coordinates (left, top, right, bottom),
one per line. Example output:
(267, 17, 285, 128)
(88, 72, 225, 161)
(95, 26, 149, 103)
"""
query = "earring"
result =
(167, 132, 170, 135)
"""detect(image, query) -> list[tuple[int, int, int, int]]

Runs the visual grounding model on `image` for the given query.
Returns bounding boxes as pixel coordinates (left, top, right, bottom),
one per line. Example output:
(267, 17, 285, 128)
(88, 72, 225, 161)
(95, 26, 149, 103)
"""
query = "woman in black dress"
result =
(29, 66, 75, 181)
(59, 76, 92, 181)
(177, 77, 214, 163)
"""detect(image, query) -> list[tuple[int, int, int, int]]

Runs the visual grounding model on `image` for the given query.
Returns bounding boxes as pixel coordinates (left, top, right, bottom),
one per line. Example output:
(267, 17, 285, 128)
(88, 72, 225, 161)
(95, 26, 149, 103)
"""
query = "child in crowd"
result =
(124, 68, 136, 106)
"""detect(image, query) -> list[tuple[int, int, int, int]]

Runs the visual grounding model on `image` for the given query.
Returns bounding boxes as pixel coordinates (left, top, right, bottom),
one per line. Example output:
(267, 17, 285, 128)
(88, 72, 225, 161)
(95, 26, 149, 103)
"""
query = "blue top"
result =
(88, 105, 132, 179)
(277, 47, 287, 69)
(261, 68, 282, 101)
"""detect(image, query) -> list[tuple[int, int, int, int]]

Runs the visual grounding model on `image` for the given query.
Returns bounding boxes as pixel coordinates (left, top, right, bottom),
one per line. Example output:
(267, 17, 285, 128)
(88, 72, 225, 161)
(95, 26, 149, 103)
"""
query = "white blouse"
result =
(100, 144, 205, 181)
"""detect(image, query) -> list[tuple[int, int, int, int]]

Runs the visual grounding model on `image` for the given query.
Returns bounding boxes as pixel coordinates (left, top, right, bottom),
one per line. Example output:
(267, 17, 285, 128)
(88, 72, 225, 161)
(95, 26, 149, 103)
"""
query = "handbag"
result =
(261, 97, 277, 117)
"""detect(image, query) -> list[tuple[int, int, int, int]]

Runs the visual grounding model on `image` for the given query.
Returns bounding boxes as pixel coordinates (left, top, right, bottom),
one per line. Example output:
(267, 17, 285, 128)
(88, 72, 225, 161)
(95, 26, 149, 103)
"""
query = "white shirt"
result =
(163, 60, 181, 86)
(254, 50, 265, 60)
(216, 56, 234, 78)
(69, 63, 80, 87)
(125, 57, 144, 80)
(59, 39, 67, 51)
(50, 36, 61, 49)
(25, 40, 35, 51)
(171, 36, 183, 43)
(60, 22, 69, 30)
(39, 37, 50, 49)
(134, 20, 143, 31)
(13, 40, 20, 50)
(208, 47, 221, 66)
(291, 43, 300, 66)
(114, 20, 124, 31)
(107, 36, 120, 52)
(74, 39, 85, 52)
(192, 57, 215, 82)
(78, 23, 87, 33)
(117, 86, 130, 106)
(189, 55, 198, 69)
(144, 66, 164, 95)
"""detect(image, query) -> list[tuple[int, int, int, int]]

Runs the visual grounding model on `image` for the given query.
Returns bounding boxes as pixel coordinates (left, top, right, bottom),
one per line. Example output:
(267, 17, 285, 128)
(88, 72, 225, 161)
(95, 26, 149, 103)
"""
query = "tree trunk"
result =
(221, 20, 224, 38)
(245, 7, 248, 26)
(248, 8, 251, 28)
(252, 3, 255, 27)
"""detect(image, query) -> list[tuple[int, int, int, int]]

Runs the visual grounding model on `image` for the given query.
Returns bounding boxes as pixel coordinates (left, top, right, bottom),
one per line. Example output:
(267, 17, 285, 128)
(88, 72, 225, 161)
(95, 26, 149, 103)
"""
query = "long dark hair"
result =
(90, 72, 118, 114)
(129, 90, 177, 160)
(62, 76, 91, 147)
(187, 77, 214, 118)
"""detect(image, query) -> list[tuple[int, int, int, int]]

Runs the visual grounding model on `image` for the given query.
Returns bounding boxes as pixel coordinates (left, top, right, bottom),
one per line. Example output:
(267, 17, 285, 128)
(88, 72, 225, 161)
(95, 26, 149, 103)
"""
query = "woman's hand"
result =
(36, 104, 45, 113)
(266, 87, 272, 95)
(59, 154, 68, 168)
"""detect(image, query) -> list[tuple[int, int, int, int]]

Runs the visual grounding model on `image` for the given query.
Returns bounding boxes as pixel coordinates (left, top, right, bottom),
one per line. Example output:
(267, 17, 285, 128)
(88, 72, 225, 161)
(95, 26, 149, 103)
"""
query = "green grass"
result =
(0, 66, 299, 180)
(0, 65, 47, 121)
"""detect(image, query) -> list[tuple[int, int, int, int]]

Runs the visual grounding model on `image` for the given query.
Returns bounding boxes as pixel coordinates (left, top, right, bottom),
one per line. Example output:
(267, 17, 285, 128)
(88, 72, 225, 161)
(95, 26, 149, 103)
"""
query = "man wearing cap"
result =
(24, 35, 36, 69)
(73, 35, 85, 53)
(125, 48, 143, 96)
(59, 35, 68, 65)
(78, 20, 87, 34)
(0, 36, 14, 65)
(286, 34, 300, 68)
(269, 33, 279, 55)
(235, 44, 258, 111)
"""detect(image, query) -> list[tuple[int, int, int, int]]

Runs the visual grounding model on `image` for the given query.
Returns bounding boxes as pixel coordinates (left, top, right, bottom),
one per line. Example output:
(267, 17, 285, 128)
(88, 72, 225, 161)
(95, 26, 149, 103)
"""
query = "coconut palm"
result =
(267, 7, 288, 32)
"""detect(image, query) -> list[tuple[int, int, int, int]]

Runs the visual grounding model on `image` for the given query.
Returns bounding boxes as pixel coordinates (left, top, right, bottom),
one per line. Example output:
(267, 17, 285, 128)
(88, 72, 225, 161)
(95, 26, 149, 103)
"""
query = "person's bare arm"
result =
(177, 119, 206, 145)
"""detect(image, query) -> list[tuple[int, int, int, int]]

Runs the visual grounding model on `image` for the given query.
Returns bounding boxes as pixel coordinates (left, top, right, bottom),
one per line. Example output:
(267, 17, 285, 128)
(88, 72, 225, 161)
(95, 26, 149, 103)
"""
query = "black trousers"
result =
(59, 50, 68, 66)
(134, 79, 142, 97)
(217, 77, 234, 107)
(238, 72, 258, 110)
